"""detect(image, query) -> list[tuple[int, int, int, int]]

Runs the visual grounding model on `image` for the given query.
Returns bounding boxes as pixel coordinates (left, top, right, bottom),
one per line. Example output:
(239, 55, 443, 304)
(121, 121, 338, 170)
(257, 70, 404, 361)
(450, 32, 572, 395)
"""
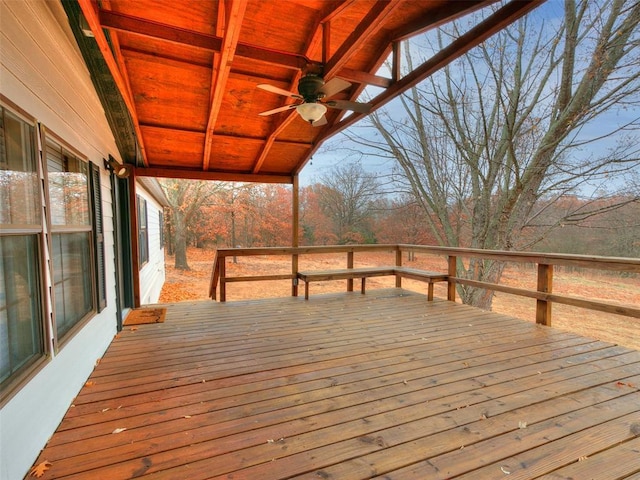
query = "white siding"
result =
(137, 186, 166, 305)
(0, 1, 120, 478)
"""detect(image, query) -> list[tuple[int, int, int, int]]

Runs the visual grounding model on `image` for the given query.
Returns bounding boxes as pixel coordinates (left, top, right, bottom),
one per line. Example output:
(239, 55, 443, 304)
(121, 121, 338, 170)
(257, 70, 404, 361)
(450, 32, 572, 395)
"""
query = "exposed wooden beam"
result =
(323, 0, 402, 79)
(320, 0, 355, 23)
(337, 67, 392, 88)
(203, 0, 249, 171)
(135, 167, 293, 184)
(78, 0, 149, 166)
(391, 42, 401, 82)
(98, 9, 310, 70)
(391, 0, 500, 41)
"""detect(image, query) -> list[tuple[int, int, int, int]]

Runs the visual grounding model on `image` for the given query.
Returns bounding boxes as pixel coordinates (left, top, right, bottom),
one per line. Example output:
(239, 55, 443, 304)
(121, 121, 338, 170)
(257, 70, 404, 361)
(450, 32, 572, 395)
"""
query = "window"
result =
(159, 211, 164, 248)
(137, 195, 148, 266)
(46, 139, 94, 339)
(1, 100, 108, 397)
(0, 106, 44, 386)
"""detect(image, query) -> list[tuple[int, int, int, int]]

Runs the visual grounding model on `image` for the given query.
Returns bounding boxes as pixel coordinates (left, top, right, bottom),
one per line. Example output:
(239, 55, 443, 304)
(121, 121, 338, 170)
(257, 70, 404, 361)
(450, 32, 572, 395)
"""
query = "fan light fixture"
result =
(105, 156, 132, 179)
(296, 102, 327, 124)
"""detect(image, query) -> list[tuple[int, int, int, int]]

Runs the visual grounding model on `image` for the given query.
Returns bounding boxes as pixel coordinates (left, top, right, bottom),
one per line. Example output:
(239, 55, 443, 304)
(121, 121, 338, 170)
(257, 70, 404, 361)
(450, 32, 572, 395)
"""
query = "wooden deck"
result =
(32, 289, 640, 479)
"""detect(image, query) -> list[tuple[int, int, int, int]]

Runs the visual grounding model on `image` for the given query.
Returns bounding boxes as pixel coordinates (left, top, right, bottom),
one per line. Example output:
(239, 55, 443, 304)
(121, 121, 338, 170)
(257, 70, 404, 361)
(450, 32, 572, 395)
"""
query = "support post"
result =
(347, 251, 354, 292)
(292, 175, 299, 297)
(536, 263, 553, 326)
(395, 246, 402, 288)
(220, 257, 226, 302)
(128, 168, 141, 308)
(447, 255, 457, 302)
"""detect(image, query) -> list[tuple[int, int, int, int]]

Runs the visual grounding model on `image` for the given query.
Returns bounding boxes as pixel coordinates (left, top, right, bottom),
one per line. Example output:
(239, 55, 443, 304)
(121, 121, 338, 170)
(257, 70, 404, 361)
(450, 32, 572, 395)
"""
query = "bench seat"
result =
(297, 267, 447, 300)
(393, 267, 449, 300)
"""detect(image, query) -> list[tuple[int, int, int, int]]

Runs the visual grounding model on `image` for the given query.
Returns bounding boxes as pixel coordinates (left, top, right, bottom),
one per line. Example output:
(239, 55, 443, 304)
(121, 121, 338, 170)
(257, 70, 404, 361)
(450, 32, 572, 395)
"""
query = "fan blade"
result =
(312, 115, 328, 127)
(318, 77, 351, 98)
(257, 84, 302, 99)
(259, 104, 297, 116)
(325, 99, 372, 114)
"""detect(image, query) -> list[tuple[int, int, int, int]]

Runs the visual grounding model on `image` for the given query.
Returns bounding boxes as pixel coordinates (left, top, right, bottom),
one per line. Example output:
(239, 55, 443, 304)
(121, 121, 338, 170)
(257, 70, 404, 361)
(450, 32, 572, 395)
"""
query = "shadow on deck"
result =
(32, 289, 640, 479)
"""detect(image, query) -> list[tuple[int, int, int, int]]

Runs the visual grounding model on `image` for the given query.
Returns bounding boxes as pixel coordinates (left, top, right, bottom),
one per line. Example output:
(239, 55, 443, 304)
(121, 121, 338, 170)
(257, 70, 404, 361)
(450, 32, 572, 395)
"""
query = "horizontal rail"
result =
(451, 277, 640, 319)
(399, 245, 640, 273)
(209, 244, 639, 327)
(224, 274, 295, 283)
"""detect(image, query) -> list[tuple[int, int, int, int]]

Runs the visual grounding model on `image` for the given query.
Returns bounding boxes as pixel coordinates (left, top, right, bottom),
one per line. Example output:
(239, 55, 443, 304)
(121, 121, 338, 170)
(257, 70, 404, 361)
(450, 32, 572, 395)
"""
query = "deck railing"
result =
(209, 244, 640, 326)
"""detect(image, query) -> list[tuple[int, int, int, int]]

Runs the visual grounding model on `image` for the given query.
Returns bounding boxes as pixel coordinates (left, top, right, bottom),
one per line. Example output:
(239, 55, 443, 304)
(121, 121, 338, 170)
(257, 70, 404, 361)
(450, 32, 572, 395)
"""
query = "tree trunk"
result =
(173, 210, 189, 270)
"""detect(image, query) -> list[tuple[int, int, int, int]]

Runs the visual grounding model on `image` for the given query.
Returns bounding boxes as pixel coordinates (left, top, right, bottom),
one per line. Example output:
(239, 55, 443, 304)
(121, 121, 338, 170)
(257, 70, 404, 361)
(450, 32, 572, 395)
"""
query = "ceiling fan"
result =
(257, 74, 371, 126)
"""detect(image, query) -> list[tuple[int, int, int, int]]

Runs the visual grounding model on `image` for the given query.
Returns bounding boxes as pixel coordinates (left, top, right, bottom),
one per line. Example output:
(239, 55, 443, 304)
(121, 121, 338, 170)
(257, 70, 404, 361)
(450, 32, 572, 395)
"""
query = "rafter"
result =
(98, 9, 310, 70)
(323, 0, 402, 79)
(202, 0, 249, 171)
(391, 0, 500, 41)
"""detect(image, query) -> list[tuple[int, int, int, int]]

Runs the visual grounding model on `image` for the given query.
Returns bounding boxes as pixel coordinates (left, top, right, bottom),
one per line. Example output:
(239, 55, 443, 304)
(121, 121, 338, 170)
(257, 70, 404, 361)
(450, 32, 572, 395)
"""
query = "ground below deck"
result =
(31, 289, 640, 479)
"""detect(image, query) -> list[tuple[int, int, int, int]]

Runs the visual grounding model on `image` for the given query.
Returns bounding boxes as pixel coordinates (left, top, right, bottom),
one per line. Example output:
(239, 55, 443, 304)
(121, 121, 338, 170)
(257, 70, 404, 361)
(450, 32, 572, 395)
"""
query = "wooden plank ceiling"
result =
(78, 0, 544, 183)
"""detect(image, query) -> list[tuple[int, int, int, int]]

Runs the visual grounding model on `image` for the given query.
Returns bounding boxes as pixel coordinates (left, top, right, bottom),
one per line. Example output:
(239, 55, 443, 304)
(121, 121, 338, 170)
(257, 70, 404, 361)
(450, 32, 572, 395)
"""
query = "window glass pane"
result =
(137, 196, 149, 265)
(52, 233, 93, 338)
(47, 142, 89, 226)
(0, 235, 43, 384)
(0, 108, 40, 226)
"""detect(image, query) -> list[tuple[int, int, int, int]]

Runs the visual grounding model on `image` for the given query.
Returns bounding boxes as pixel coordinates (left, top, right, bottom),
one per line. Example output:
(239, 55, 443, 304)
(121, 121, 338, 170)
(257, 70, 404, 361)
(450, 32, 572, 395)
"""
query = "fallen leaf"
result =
(518, 421, 528, 429)
(112, 427, 127, 434)
(101, 408, 110, 413)
(130, 327, 138, 332)
(29, 461, 52, 478)
(85, 381, 95, 387)
(616, 381, 636, 388)
(184, 415, 192, 418)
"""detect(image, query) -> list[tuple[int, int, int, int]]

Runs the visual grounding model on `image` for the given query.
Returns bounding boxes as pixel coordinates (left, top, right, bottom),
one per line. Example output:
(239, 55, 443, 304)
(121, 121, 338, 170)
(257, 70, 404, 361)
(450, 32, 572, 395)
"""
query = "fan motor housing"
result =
(298, 75, 325, 101)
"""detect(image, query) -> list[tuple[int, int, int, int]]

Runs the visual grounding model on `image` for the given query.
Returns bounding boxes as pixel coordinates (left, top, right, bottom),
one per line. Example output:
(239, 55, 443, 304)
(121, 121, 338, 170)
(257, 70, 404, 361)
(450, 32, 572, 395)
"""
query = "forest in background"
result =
(160, 163, 640, 267)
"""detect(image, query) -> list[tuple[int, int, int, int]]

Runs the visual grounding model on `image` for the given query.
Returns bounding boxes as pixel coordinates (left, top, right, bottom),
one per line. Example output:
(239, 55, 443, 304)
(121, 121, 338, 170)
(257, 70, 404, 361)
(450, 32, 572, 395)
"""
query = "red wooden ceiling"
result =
(79, 0, 544, 183)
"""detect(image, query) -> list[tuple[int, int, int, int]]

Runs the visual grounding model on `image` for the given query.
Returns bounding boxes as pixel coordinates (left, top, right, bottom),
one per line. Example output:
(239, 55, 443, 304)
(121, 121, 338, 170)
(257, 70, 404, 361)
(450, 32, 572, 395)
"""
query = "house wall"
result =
(137, 186, 166, 305)
(0, 2, 127, 478)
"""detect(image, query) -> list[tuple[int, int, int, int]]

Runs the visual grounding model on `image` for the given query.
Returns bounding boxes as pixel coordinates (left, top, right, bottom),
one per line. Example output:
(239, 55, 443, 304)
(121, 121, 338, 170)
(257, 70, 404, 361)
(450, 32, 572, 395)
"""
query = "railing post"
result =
(395, 247, 403, 288)
(347, 251, 354, 292)
(292, 253, 299, 297)
(220, 257, 226, 302)
(447, 255, 456, 301)
(536, 263, 553, 326)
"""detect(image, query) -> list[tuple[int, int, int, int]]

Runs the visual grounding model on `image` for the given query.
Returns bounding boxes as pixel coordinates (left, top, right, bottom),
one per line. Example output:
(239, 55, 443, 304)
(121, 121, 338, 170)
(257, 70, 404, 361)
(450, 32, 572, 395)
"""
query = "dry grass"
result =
(159, 247, 639, 351)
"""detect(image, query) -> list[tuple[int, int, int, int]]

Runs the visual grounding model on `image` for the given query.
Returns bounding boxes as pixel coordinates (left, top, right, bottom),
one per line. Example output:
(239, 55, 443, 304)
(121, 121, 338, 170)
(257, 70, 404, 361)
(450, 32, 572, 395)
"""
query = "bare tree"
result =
(160, 179, 222, 270)
(341, 0, 640, 308)
(317, 162, 381, 244)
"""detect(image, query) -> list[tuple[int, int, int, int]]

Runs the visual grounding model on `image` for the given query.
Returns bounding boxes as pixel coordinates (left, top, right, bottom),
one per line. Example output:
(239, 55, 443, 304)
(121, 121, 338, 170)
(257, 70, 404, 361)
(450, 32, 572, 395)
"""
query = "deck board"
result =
(31, 289, 640, 479)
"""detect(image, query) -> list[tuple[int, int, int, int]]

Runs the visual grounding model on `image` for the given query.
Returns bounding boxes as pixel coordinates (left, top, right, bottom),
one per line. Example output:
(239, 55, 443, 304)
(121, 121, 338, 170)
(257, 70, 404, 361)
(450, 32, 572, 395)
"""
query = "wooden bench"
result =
(393, 267, 449, 301)
(297, 267, 395, 300)
(297, 267, 448, 301)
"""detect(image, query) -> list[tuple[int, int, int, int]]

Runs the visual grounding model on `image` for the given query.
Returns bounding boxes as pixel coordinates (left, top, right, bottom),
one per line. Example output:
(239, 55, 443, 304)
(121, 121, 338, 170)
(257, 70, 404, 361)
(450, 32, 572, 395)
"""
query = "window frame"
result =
(43, 131, 97, 346)
(0, 100, 49, 403)
(137, 194, 149, 267)
(0, 97, 109, 402)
